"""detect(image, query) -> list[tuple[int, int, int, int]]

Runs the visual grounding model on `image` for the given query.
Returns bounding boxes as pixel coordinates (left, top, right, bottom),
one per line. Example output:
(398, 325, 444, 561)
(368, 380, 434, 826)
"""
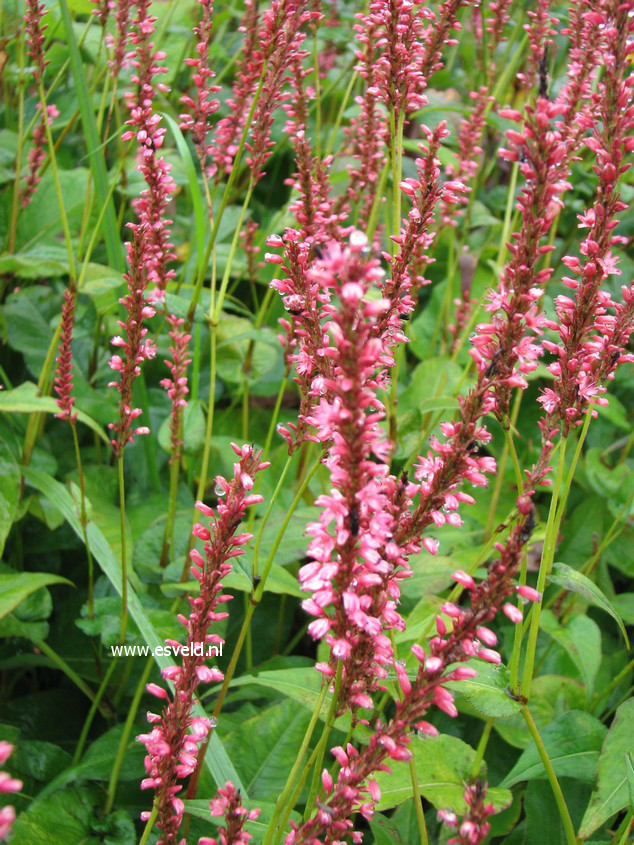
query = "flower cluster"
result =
(21, 104, 59, 208)
(286, 509, 539, 844)
(24, 0, 48, 82)
(0, 742, 22, 841)
(160, 315, 192, 462)
(108, 229, 157, 455)
(245, 0, 316, 182)
(439, 781, 497, 845)
(121, 0, 176, 299)
(199, 781, 260, 845)
(344, 16, 388, 226)
(106, 0, 133, 78)
(54, 288, 77, 423)
(137, 444, 267, 844)
(538, 0, 634, 432)
(294, 233, 403, 708)
(284, 54, 343, 242)
(380, 122, 467, 335)
(180, 0, 221, 170)
(208, 0, 261, 178)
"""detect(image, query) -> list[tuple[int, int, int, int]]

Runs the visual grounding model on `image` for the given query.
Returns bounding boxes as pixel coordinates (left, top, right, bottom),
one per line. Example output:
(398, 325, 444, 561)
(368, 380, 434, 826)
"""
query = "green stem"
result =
(71, 422, 94, 617)
(160, 457, 181, 568)
(521, 438, 568, 698)
(138, 803, 159, 845)
(37, 80, 76, 288)
(613, 811, 632, 845)
(471, 718, 494, 778)
(117, 455, 128, 643)
(105, 655, 154, 813)
(262, 683, 330, 845)
(251, 454, 294, 581)
(522, 706, 577, 845)
(302, 661, 343, 823)
(409, 755, 429, 845)
(592, 658, 634, 712)
(73, 658, 118, 764)
(34, 638, 99, 706)
(554, 406, 593, 527)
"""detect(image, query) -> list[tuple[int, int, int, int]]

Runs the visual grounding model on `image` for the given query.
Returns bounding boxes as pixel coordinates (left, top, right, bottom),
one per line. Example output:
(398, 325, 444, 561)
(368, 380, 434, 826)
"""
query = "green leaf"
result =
(501, 710, 606, 787)
(494, 675, 586, 749)
(0, 382, 109, 443)
(9, 785, 95, 845)
(579, 698, 634, 838)
(0, 572, 72, 620)
(58, 0, 124, 272)
(372, 734, 511, 813)
(163, 561, 303, 599)
(22, 466, 244, 794)
(223, 699, 311, 801)
(230, 667, 353, 734)
(0, 436, 20, 557)
(446, 660, 522, 718)
(549, 562, 629, 647)
(540, 611, 601, 697)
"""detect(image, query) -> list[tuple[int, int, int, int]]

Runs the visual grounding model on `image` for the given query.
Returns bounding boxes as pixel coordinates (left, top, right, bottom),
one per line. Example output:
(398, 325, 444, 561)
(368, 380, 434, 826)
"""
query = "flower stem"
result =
(33, 638, 99, 706)
(471, 717, 494, 778)
(522, 706, 577, 845)
(160, 456, 181, 568)
(37, 80, 76, 289)
(521, 438, 568, 699)
(117, 454, 128, 644)
(105, 655, 154, 814)
(71, 421, 94, 617)
(138, 802, 159, 845)
(264, 681, 331, 845)
(73, 658, 118, 764)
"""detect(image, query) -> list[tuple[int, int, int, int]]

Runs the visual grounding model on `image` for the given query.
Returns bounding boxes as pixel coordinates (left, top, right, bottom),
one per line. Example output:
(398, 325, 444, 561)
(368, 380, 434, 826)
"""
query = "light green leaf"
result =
(540, 611, 601, 697)
(163, 562, 303, 599)
(230, 667, 350, 731)
(0, 382, 109, 443)
(0, 572, 72, 620)
(223, 699, 312, 801)
(501, 710, 606, 787)
(373, 734, 511, 813)
(22, 466, 244, 793)
(549, 562, 629, 647)
(446, 660, 522, 718)
(579, 699, 634, 838)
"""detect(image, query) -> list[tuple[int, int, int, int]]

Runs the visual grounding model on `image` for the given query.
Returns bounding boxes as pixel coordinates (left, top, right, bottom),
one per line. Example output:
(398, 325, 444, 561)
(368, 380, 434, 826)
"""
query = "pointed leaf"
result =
(578, 699, 634, 837)
(549, 562, 629, 647)
(501, 710, 606, 787)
